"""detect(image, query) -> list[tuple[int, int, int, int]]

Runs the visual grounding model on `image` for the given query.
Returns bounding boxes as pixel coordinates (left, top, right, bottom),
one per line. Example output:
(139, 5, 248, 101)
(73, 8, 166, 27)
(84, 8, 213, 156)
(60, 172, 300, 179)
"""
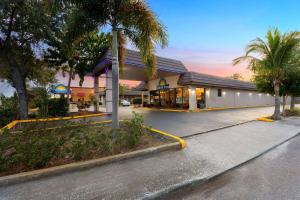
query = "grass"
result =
(0, 113, 172, 177)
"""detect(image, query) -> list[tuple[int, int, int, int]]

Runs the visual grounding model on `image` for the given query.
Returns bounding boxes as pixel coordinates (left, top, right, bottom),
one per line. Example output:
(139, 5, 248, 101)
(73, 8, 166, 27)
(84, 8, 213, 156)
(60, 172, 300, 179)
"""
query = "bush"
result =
(285, 108, 300, 116)
(132, 98, 142, 105)
(0, 93, 19, 128)
(122, 112, 144, 148)
(31, 87, 49, 117)
(48, 97, 68, 117)
(0, 112, 147, 175)
(0, 128, 64, 170)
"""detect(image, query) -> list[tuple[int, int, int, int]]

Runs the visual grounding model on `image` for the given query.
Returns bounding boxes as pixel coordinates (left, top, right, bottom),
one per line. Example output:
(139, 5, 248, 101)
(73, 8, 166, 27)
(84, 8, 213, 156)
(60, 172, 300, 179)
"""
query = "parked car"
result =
(120, 99, 131, 106)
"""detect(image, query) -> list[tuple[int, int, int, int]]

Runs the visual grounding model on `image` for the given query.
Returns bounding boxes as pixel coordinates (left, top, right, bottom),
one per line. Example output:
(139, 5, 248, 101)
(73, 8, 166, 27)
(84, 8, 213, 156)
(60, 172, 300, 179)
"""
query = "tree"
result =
(60, 0, 168, 129)
(233, 29, 300, 120)
(45, 22, 110, 104)
(226, 73, 244, 80)
(0, 0, 58, 119)
(282, 68, 300, 110)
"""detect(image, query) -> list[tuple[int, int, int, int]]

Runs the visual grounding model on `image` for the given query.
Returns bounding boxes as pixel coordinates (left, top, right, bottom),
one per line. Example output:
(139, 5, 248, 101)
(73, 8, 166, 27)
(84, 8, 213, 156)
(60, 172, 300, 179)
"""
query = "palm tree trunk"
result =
(67, 67, 73, 105)
(272, 82, 281, 120)
(111, 27, 119, 130)
(290, 96, 295, 110)
(282, 95, 286, 116)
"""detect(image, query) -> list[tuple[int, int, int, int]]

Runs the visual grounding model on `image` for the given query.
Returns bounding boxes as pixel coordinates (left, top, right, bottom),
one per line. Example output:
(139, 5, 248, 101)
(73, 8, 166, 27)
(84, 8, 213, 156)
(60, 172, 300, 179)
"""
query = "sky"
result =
(1, 0, 300, 96)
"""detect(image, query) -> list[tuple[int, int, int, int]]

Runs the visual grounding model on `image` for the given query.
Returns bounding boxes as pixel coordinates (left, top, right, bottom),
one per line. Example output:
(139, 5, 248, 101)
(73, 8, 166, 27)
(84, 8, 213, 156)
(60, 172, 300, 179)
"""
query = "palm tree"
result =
(59, 0, 168, 129)
(233, 29, 300, 120)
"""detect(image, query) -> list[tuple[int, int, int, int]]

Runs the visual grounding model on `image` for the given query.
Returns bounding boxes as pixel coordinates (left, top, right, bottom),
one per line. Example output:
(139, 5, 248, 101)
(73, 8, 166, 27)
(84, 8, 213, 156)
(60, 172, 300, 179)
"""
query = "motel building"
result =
(91, 49, 280, 112)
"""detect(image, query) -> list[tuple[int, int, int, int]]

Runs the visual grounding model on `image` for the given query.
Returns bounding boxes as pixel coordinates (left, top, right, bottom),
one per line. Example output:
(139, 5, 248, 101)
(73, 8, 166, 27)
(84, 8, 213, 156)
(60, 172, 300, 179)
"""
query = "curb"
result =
(1, 113, 110, 131)
(144, 132, 300, 200)
(0, 142, 180, 187)
(147, 127, 186, 148)
(257, 116, 274, 122)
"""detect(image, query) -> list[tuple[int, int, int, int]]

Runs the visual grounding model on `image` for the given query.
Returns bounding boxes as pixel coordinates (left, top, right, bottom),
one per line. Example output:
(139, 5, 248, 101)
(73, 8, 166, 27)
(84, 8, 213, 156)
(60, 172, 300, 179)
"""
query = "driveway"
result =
(161, 131, 300, 200)
(97, 106, 279, 137)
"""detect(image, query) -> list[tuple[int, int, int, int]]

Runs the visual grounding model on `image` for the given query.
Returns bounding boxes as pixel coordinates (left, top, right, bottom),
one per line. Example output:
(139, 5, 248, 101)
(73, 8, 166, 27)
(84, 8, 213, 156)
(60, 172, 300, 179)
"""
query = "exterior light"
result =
(258, 93, 262, 96)
(222, 91, 226, 95)
(267, 93, 270, 96)
(206, 89, 210, 97)
(249, 93, 252, 96)
(188, 88, 195, 94)
(236, 92, 240, 96)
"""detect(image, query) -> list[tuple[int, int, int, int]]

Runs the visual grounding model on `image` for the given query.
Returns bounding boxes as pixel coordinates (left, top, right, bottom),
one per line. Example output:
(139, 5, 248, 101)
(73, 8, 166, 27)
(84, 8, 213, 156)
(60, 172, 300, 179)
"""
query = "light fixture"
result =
(249, 93, 252, 96)
(206, 89, 210, 97)
(267, 93, 270, 96)
(258, 93, 262, 96)
(236, 92, 240, 96)
(222, 91, 226, 95)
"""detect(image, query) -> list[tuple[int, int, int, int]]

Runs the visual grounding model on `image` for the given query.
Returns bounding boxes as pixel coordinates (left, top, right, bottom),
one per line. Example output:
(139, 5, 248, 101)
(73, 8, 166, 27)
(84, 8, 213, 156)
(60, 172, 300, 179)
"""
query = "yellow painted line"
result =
(257, 117, 274, 122)
(0, 113, 108, 131)
(147, 127, 186, 149)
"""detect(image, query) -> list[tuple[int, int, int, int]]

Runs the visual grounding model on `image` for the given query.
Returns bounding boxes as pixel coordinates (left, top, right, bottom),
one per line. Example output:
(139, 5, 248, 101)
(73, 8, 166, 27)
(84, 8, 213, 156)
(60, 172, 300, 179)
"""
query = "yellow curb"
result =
(147, 127, 186, 149)
(257, 117, 274, 122)
(1, 113, 108, 131)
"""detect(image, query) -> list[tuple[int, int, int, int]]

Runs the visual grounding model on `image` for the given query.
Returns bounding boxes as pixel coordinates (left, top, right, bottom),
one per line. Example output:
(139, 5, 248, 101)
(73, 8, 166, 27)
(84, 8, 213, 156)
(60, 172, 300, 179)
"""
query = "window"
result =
(218, 89, 222, 97)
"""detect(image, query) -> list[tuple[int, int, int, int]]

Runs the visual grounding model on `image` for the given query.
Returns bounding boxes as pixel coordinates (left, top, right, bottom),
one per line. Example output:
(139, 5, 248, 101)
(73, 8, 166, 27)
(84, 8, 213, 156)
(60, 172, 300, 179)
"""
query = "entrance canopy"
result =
(92, 49, 188, 81)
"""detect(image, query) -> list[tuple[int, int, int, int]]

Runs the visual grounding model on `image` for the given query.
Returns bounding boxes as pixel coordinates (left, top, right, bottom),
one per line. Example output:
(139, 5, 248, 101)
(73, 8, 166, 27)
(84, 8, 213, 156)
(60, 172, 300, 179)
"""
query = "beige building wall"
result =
(205, 87, 289, 108)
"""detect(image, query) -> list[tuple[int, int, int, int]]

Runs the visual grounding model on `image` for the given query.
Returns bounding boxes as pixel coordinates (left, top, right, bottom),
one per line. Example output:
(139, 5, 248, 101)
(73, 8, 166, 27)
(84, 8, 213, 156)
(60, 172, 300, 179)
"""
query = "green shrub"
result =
(48, 97, 68, 117)
(31, 87, 49, 117)
(0, 93, 19, 128)
(123, 112, 144, 148)
(285, 108, 300, 116)
(132, 98, 142, 105)
(0, 112, 147, 174)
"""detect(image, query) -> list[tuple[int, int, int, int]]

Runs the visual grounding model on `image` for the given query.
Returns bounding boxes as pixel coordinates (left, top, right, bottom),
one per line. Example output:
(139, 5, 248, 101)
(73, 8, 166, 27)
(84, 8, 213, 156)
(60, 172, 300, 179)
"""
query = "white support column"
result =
(189, 85, 197, 110)
(94, 75, 100, 112)
(106, 70, 113, 113)
(147, 91, 150, 105)
(141, 91, 144, 107)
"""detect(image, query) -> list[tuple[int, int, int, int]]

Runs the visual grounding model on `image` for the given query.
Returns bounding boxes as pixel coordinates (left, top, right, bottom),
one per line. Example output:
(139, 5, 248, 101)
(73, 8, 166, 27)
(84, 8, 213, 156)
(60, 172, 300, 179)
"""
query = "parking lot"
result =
(96, 106, 279, 137)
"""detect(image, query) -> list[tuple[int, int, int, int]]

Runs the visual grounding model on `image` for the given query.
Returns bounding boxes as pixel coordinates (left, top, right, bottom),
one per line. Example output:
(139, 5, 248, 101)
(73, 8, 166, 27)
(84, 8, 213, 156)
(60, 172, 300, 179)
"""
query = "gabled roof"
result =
(94, 49, 188, 75)
(178, 72, 257, 91)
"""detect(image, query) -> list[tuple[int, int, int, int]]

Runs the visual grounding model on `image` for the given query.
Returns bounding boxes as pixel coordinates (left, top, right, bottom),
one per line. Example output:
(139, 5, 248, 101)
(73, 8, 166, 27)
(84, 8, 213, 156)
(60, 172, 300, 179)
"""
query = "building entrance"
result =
(150, 87, 190, 108)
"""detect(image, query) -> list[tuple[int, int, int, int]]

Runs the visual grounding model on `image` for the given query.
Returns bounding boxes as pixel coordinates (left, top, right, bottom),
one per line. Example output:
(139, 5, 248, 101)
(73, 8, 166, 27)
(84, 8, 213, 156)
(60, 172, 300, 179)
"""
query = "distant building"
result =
(70, 86, 146, 105)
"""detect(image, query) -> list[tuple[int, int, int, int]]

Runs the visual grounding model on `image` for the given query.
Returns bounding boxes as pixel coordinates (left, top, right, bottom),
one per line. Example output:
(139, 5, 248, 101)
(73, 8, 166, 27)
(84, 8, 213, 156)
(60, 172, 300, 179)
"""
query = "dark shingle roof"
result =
(178, 72, 257, 91)
(94, 49, 187, 74)
(134, 81, 147, 91)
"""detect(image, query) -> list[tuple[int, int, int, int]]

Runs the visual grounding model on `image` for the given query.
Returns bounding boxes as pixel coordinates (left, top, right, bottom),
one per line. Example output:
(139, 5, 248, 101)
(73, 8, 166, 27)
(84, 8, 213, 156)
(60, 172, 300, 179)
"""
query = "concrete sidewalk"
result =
(1, 117, 300, 200)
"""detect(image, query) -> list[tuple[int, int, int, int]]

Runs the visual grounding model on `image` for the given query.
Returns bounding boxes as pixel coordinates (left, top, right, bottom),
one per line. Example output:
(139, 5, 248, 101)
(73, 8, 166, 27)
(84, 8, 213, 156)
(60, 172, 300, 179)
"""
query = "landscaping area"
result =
(285, 108, 300, 117)
(0, 113, 173, 177)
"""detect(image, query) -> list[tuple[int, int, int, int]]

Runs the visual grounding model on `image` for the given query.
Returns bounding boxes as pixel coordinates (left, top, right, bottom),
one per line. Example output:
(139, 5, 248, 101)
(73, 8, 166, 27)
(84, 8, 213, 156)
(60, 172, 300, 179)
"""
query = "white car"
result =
(120, 99, 131, 106)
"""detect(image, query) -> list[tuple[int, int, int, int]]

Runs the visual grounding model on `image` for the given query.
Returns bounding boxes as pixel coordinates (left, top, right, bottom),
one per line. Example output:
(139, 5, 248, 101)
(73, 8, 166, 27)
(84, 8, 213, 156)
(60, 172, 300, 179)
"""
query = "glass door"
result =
(196, 88, 206, 109)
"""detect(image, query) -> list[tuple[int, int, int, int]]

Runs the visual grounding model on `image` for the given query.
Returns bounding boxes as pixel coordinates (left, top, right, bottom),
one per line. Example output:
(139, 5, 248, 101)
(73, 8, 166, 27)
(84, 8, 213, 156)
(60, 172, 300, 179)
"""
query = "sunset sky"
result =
(1, 0, 300, 96)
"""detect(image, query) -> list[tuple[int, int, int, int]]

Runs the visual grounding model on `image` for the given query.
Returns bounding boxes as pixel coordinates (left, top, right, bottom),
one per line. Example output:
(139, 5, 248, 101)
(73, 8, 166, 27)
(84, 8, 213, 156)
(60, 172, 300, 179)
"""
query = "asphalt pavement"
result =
(161, 131, 300, 200)
(96, 106, 280, 137)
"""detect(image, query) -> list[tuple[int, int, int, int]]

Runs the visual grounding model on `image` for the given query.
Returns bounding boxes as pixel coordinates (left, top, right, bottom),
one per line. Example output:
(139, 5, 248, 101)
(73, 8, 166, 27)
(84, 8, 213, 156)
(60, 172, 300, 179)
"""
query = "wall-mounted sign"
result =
(157, 78, 169, 90)
(48, 84, 70, 94)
